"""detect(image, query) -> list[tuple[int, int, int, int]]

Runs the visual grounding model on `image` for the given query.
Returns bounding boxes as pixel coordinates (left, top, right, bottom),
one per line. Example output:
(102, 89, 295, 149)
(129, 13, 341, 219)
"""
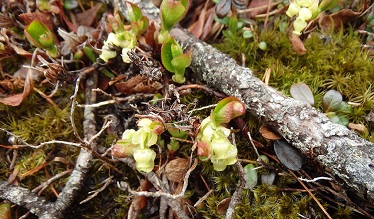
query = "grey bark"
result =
(170, 28, 374, 202)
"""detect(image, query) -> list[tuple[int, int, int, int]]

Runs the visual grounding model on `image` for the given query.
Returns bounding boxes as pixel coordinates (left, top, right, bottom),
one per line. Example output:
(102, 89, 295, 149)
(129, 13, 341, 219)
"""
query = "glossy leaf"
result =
(161, 0, 189, 32)
(127, 2, 149, 35)
(212, 97, 246, 125)
(161, 37, 177, 73)
(290, 82, 314, 106)
(274, 140, 302, 171)
(261, 171, 276, 185)
(323, 90, 342, 112)
(25, 20, 55, 48)
(243, 164, 258, 190)
(215, 0, 231, 18)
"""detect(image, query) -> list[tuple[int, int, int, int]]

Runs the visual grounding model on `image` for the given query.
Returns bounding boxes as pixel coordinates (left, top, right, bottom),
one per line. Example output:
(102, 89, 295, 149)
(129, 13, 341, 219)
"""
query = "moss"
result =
(215, 28, 374, 141)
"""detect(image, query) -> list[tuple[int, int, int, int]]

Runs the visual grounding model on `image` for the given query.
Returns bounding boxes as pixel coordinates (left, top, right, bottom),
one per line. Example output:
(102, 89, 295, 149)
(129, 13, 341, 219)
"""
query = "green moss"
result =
(215, 29, 374, 141)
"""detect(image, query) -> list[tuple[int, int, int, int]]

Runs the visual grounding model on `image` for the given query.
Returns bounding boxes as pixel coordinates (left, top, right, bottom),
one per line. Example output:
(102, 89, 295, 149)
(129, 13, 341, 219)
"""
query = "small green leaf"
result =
(318, 0, 339, 12)
(323, 90, 343, 112)
(290, 82, 314, 106)
(161, 0, 189, 32)
(328, 114, 349, 126)
(161, 37, 177, 73)
(243, 164, 258, 190)
(25, 20, 55, 49)
(171, 52, 191, 72)
(228, 14, 238, 36)
(127, 2, 149, 35)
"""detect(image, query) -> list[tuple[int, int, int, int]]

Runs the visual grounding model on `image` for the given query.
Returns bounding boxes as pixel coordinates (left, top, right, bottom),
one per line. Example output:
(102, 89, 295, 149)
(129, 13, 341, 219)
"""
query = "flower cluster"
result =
(197, 117, 238, 171)
(197, 97, 246, 171)
(286, 0, 319, 35)
(112, 118, 164, 173)
(100, 3, 148, 63)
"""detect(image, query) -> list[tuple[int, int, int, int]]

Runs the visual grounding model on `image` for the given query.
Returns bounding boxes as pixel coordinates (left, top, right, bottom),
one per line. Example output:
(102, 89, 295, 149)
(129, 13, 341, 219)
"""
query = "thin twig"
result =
(80, 176, 113, 204)
(32, 169, 73, 194)
(225, 162, 246, 219)
(70, 76, 84, 143)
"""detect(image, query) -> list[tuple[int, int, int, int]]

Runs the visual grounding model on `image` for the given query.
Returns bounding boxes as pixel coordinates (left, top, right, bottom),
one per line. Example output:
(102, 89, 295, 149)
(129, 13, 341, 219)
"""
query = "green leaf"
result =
(161, 37, 177, 73)
(318, 0, 339, 12)
(161, 0, 189, 32)
(171, 52, 191, 73)
(243, 164, 258, 190)
(228, 14, 238, 36)
(328, 114, 349, 126)
(25, 20, 55, 49)
(290, 82, 314, 106)
(323, 90, 343, 112)
(127, 2, 149, 35)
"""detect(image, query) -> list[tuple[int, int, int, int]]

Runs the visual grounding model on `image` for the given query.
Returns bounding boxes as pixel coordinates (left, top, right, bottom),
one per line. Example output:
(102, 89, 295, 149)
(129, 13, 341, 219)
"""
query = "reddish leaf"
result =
(76, 3, 103, 27)
(289, 33, 306, 55)
(259, 125, 281, 140)
(319, 9, 361, 33)
(0, 68, 34, 106)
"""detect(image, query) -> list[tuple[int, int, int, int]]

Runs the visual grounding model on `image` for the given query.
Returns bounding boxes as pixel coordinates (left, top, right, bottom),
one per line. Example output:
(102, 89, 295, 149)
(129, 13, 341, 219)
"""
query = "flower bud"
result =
(133, 149, 156, 173)
(286, 2, 301, 17)
(211, 135, 232, 159)
(293, 17, 308, 36)
(298, 7, 312, 20)
(210, 156, 227, 171)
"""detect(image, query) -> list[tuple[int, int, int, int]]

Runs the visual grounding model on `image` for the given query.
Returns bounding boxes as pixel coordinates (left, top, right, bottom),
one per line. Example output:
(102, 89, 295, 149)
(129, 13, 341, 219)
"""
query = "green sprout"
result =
(158, 0, 189, 44)
(24, 20, 59, 57)
(161, 37, 191, 84)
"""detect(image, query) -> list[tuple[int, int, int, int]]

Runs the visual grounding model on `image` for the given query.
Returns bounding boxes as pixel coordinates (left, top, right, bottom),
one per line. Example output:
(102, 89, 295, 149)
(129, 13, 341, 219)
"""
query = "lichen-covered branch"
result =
(39, 72, 99, 218)
(0, 180, 52, 217)
(170, 28, 374, 202)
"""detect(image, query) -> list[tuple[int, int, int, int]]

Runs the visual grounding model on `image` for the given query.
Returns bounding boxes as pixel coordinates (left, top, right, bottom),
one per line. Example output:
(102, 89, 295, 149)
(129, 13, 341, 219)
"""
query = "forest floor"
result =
(0, 0, 374, 218)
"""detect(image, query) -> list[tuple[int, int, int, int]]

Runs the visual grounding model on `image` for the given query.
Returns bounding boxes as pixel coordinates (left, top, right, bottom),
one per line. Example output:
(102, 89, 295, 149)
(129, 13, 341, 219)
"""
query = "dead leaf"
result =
(289, 33, 307, 55)
(259, 125, 281, 140)
(188, 0, 209, 38)
(165, 158, 189, 182)
(290, 82, 314, 106)
(58, 28, 87, 54)
(114, 75, 162, 95)
(348, 123, 367, 133)
(76, 3, 103, 27)
(216, 198, 231, 215)
(247, 0, 267, 17)
(319, 9, 361, 33)
(0, 65, 34, 106)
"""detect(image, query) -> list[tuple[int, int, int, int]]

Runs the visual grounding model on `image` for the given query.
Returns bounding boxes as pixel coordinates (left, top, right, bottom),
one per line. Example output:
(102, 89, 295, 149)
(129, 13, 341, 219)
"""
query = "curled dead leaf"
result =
(165, 158, 189, 182)
(348, 123, 367, 133)
(216, 198, 231, 215)
(259, 125, 281, 140)
(319, 9, 361, 33)
(289, 33, 307, 55)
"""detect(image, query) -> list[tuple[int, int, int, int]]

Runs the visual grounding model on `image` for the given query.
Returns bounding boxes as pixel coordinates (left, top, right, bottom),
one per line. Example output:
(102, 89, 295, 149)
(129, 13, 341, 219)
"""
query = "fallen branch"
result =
(170, 28, 374, 202)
